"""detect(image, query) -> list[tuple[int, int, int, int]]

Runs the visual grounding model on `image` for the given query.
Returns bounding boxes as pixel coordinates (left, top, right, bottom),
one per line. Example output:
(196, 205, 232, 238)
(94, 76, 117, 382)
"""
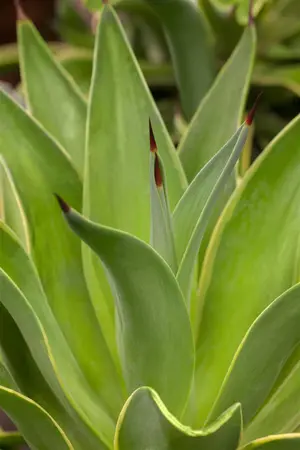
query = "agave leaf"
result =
(0, 223, 117, 447)
(209, 284, 300, 426)
(150, 131, 177, 272)
(179, 24, 256, 182)
(243, 358, 300, 443)
(59, 203, 194, 416)
(0, 91, 123, 438)
(115, 387, 241, 450)
(0, 157, 30, 253)
(0, 386, 72, 450)
(0, 284, 107, 450)
(241, 434, 300, 449)
(144, 0, 214, 120)
(176, 122, 249, 303)
(83, 5, 187, 363)
(193, 114, 300, 425)
(18, 18, 87, 175)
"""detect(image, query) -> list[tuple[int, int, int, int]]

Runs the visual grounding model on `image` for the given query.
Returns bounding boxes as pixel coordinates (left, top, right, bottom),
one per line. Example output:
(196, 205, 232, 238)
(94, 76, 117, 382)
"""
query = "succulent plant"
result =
(0, 2, 300, 450)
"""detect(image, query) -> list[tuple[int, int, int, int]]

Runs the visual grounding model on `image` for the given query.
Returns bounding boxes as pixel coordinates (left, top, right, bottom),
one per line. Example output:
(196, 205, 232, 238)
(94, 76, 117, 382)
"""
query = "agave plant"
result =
(0, 1, 300, 449)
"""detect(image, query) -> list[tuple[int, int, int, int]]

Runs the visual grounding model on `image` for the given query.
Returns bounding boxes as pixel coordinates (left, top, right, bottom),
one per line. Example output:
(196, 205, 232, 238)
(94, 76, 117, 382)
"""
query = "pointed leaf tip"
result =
(246, 92, 262, 126)
(248, 0, 255, 25)
(54, 194, 70, 214)
(154, 154, 163, 187)
(149, 120, 157, 153)
(14, 0, 27, 21)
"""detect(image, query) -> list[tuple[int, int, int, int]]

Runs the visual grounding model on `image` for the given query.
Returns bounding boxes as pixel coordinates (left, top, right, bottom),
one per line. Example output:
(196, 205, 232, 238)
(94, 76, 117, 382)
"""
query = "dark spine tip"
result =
(54, 194, 70, 214)
(149, 120, 157, 153)
(248, 0, 254, 26)
(154, 154, 163, 188)
(246, 92, 262, 126)
(14, 0, 27, 21)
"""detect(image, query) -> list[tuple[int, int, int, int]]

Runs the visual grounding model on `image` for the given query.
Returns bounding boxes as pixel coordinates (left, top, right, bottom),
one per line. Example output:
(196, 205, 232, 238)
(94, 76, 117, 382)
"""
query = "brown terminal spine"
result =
(54, 194, 70, 214)
(14, 0, 28, 21)
(149, 120, 157, 153)
(246, 92, 262, 126)
(154, 154, 163, 188)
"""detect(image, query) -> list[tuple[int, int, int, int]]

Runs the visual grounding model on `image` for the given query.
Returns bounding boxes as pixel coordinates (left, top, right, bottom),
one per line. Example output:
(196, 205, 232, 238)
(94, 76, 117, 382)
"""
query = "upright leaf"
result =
(176, 121, 250, 303)
(193, 114, 300, 425)
(0, 90, 123, 431)
(18, 16, 87, 175)
(179, 24, 256, 182)
(115, 387, 241, 450)
(144, 0, 214, 120)
(209, 284, 300, 426)
(58, 201, 194, 416)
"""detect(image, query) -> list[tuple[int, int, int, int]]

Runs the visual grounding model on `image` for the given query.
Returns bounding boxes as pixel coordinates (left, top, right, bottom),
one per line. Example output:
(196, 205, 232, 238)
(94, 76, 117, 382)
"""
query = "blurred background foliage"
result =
(0, 0, 299, 171)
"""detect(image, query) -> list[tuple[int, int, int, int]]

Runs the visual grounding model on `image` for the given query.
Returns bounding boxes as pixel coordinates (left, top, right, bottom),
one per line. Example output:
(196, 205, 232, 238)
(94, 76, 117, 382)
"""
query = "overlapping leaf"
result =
(193, 114, 300, 425)
(60, 203, 194, 416)
(115, 387, 241, 450)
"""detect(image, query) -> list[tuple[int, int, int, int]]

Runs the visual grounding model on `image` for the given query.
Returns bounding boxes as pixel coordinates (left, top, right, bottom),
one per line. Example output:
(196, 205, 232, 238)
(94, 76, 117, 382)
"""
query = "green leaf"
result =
(115, 387, 241, 450)
(241, 434, 300, 449)
(61, 204, 194, 416)
(0, 157, 30, 253)
(0, 91, 123, 442)
(176, 123, 249, 303)
(0, 223, 117, 447)
(193, 114, 300, 425)
(179, 24, 256, 182)
(243, 357, 300, 443)
(0, 387, 72, 450)
(144, 0, 214, 120)
(209, 284, 300, 426)
(150, 151, 177, 272)
(18, 19, 87, 175)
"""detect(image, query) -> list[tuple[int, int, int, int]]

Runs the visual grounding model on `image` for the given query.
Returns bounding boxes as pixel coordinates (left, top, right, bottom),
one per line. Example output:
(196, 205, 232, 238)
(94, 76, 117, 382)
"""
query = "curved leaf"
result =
(60, 203, 194, 416)
(243, 358, 300, 443)
(179, 24, 256, 182)
(0, 223, 115, 447)
(115, 387, 241, 450)
(144, 0, 214, 120)
(18, 18, 87, 175)
(242, 434, 300, 449)
(0, 387, 72, 450)
(0, 89, 124, 426)
(193, 114, 300, 425)
(176, 124, 248, 303)
(210, 284, 300, 426)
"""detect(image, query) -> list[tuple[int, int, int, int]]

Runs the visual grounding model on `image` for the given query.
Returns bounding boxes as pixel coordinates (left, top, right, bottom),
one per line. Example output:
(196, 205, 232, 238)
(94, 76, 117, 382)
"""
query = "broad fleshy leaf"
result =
(179, 24, 256, 182)
(18, 18, 87, 175)
(209, 284, 300, 426)
(176, 122, 250, 303)
(60, 203, 194, 416)
(144, 0, 214, 119)
(243, 357, 300, 443)
(0, 387, 72, 450)
(193, 114, 300, 425)
(0, 90, 123, 440)
(115, 387, 241, 450)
